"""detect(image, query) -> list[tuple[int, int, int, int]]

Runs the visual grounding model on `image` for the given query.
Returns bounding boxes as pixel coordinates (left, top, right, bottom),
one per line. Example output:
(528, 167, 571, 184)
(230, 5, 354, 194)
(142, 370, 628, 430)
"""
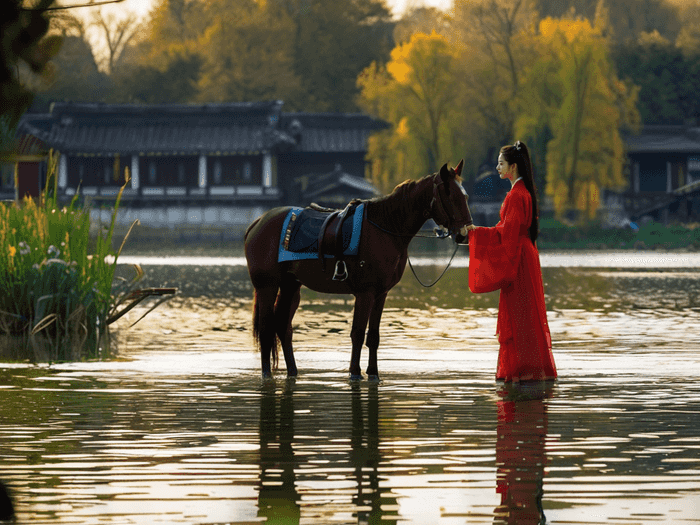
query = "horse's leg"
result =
(365, 291, 387, 381)
(275, 278, 301, 377)
(349, 292, 374, 380)
(256, 286, 280, 378)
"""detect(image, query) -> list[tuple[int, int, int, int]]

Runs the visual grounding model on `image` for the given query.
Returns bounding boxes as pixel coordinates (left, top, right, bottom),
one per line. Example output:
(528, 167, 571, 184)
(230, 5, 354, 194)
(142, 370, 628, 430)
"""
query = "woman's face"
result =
(496, 153, 515, 181)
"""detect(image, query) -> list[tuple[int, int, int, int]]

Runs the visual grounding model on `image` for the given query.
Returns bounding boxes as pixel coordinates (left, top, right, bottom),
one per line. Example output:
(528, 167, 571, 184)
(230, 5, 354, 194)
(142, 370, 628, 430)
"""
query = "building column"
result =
(130, 154, 139, 190)
(667, 161, 673, 193)
(198, 154, 207, 189)
(58, 154, 67, 189)
(633, 162, 640, 193)
(263, 152, 272, 188)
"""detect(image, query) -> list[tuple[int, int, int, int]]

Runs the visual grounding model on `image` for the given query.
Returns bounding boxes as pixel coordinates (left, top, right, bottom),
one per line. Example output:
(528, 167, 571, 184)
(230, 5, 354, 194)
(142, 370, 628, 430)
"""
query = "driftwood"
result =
(106, 288, 177, 326)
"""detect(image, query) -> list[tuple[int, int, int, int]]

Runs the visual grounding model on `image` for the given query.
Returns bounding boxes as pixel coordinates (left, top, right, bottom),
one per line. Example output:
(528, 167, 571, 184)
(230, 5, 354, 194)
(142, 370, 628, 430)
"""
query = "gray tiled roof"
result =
(18, 102, 387, 156)
(625, 126, 700, 154)
(280, 113, 388, 153)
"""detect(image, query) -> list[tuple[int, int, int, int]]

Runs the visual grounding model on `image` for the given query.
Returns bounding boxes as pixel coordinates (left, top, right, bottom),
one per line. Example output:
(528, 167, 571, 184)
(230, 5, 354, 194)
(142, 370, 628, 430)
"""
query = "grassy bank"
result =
(537, 218, 700, 251)
(0, 162, 140, 362)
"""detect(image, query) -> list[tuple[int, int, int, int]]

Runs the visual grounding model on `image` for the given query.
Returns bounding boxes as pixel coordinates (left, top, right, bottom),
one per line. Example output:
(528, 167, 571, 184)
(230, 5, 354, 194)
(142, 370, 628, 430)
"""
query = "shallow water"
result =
(1, 252, 700, 524)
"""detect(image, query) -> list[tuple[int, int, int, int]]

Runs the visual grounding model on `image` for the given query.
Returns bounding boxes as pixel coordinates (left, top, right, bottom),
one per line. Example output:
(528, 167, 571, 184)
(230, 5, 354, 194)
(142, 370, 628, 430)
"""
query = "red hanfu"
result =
(468, 180, 556, 382)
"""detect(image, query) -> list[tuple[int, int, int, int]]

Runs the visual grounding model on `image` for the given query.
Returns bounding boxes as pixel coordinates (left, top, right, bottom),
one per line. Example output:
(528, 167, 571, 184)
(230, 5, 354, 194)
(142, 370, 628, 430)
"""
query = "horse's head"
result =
(430, 159, 473, 237)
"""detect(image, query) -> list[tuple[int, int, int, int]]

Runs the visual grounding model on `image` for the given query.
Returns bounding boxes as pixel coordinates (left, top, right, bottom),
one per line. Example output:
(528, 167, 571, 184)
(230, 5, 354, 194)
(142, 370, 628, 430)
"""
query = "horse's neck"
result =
(368, 177, 431, 239)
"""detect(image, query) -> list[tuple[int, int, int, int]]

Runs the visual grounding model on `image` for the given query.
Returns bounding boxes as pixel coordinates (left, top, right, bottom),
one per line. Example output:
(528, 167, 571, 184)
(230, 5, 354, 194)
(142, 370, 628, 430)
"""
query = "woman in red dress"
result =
(467, 141, 556, 382)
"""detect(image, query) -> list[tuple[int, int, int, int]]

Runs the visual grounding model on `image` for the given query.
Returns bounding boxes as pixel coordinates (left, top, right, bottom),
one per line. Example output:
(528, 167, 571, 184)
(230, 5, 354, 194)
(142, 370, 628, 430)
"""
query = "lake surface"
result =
(1, 250, 699, 524)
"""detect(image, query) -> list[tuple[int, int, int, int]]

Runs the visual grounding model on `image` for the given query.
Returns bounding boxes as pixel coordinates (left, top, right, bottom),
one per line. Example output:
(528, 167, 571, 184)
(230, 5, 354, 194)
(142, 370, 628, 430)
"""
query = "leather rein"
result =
(366, 177, 465, 287)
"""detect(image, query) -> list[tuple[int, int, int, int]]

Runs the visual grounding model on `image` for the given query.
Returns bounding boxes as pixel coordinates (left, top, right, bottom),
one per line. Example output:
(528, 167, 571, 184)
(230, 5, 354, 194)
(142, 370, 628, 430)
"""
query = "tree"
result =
(284, 0, 394, 112)
(195, 0, 302, 104)
(358, 32, 464, 190)
(1, 0, 62, 125)
(449, 0, 539, 184)
(516, 16, 640, 221)
(533, 0, 681, 44)
(614, 34, 700, 125)
(88, 8, 141, 74)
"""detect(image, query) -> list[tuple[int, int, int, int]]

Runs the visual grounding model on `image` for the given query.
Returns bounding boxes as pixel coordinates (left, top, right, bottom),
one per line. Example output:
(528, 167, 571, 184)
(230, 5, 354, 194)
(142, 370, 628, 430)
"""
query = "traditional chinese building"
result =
(15, 101, 386, 238)
(622, 125, 700, 223)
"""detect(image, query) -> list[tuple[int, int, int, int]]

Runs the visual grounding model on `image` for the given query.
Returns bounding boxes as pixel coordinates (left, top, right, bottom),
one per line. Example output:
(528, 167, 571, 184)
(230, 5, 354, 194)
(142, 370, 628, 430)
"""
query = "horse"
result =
(244, 160, 473, 379)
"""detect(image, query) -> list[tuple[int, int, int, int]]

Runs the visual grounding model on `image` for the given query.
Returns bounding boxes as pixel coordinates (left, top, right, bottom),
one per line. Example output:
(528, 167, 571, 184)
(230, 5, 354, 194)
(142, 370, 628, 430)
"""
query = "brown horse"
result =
(244, 161, 473, 379)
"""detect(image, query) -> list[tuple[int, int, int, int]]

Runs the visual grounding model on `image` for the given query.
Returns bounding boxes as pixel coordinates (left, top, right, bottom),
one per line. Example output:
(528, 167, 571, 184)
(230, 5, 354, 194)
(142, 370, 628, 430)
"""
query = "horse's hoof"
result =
(349, 374, 363, 381)
(367, 374, 380, 382)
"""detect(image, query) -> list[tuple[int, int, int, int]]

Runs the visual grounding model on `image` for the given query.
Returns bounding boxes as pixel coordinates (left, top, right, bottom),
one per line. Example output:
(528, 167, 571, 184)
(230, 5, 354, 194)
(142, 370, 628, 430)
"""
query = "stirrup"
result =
(332, 260, 348, 281)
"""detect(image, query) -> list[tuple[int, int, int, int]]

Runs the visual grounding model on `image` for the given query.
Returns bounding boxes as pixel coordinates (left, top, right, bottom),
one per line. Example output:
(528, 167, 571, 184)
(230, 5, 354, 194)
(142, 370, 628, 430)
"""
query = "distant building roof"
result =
(280, 112, 388, 153)
(18, 102, 387, 156)
(304, 164, 380, 202)
(625, 125, 700, 154)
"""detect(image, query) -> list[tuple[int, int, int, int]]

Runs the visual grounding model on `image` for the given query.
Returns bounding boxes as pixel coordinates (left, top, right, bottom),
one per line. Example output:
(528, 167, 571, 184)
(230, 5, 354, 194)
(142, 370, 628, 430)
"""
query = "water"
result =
(1, 251, 700, 524)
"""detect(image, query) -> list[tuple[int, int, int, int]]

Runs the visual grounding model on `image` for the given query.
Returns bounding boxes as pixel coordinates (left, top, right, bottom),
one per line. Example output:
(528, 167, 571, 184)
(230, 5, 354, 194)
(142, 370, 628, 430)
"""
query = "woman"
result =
(468, 141, 556, 382)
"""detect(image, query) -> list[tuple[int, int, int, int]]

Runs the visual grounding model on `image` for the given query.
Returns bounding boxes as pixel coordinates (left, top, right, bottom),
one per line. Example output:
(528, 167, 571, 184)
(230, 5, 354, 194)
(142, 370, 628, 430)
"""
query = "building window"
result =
(148, 161, 157, 185)
(0, 163, 13, 190)
(638, 157, 667, 192)
(243, 161, 252, 182)
(207, 156, 262, 186)
(689, 156, 700, 184)
(213, 160, 223, 185)
(178, 162, 186, 185)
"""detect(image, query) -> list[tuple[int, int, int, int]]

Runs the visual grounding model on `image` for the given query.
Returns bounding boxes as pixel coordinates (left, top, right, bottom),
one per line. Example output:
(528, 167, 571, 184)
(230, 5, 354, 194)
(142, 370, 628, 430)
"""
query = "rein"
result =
(366, 217, 462, 288)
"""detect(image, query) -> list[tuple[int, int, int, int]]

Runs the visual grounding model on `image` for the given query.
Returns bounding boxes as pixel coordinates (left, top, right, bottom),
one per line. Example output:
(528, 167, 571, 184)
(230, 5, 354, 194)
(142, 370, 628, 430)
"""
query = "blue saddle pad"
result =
(278, 203, 364, 262)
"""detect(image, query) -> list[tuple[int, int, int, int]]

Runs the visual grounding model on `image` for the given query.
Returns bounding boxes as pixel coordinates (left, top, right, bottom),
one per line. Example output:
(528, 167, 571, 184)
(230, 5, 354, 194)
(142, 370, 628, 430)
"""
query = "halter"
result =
(428, 175, 465, 235)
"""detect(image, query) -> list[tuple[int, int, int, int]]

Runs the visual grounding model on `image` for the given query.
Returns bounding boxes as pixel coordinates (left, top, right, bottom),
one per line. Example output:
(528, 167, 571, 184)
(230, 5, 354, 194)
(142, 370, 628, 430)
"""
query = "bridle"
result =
(366, 173, 470, 287)
(427, 174, 469, 237)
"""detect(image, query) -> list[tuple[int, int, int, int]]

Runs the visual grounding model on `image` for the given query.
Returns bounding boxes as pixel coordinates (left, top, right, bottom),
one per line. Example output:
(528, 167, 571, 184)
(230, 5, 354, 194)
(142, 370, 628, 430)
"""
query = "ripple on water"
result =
(1, 265, 700, 523)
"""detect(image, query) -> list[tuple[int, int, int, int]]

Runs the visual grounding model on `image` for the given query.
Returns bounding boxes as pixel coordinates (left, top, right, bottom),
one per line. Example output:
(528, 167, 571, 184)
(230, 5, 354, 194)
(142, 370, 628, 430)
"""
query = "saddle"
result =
(279, 201, 365, 280)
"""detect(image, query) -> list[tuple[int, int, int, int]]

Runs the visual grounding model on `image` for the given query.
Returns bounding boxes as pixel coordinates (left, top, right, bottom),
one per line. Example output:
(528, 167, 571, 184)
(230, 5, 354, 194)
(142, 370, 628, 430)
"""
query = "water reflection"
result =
(256, 380, 394, 525)
(494, 382, 554, 525)
(258, 381, 300, 523)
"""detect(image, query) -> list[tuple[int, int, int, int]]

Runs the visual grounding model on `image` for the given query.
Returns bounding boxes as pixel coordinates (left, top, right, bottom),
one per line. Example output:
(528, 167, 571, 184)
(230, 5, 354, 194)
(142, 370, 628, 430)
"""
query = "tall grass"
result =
(0, 151, 137, 361)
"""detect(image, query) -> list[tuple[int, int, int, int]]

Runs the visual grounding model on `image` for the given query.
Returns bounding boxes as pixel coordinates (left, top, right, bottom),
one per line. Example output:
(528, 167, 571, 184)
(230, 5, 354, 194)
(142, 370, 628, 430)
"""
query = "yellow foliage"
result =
(539, 17, 598, 44)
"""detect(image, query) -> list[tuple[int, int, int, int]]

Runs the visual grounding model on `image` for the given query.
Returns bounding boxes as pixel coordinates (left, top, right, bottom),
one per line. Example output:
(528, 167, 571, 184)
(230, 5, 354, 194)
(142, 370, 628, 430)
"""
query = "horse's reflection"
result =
(257, 381, 300, 523)
(257, 381, 390, 524)
(494, 381, 554, 525)
(350, 382, 387, 522)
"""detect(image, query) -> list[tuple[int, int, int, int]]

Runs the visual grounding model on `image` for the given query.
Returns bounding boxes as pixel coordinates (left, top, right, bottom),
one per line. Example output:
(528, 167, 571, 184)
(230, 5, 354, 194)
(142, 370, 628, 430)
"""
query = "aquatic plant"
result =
(0, 151, 141, 361)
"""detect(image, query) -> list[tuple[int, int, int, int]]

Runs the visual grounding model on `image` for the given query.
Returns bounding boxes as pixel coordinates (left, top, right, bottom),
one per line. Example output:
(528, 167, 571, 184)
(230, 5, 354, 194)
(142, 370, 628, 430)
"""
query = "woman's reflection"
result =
(257, 380, 300, 524)
(494, 381, 554, 525)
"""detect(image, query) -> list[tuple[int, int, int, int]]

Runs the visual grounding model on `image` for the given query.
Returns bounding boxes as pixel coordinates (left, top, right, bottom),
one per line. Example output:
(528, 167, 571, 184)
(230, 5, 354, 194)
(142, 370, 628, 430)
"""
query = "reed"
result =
(0, 151, 139, 361)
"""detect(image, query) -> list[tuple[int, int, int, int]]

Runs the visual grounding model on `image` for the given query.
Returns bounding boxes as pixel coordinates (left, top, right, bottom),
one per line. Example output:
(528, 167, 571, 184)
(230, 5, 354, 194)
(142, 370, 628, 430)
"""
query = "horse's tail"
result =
(252, 289, 279, 369)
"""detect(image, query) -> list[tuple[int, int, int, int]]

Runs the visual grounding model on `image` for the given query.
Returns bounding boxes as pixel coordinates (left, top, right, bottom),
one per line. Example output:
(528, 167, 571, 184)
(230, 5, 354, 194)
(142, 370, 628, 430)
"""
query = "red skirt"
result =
(495, 240, 556, 382)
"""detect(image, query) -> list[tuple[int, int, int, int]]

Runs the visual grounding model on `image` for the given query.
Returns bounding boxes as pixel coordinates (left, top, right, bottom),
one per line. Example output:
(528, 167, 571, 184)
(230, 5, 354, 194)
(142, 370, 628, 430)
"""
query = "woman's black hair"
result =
(500, 141, 539, 242)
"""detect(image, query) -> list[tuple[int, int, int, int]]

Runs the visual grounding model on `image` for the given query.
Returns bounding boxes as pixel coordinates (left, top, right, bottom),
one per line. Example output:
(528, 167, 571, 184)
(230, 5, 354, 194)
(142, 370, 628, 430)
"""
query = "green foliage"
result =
(614, 37, 700, 125)
(516, 16, 640, 221)
(357, 32, 465, 190)
(537, 217, 700, 250)
(0, 154, 135, 361)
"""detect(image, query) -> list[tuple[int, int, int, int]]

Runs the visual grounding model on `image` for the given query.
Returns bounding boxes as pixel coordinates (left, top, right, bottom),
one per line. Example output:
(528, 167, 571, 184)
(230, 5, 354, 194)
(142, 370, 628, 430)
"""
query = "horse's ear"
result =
(439, 163, 450, 181)
(455, 159, 464, 177)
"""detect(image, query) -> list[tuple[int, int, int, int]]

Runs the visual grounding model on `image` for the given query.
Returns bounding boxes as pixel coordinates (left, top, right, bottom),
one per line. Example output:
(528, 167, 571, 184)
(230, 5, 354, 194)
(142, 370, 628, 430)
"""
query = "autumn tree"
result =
(195, 0, 302, 105)
(88, 8, 141, 75)
(533, 0, 681, 44)
(516, 16, 640, 221)
(110, 0, 203, 103)
(450, 0, 538, 183)
(282, 0, 395, 112)
(357, 32, 464, 191)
